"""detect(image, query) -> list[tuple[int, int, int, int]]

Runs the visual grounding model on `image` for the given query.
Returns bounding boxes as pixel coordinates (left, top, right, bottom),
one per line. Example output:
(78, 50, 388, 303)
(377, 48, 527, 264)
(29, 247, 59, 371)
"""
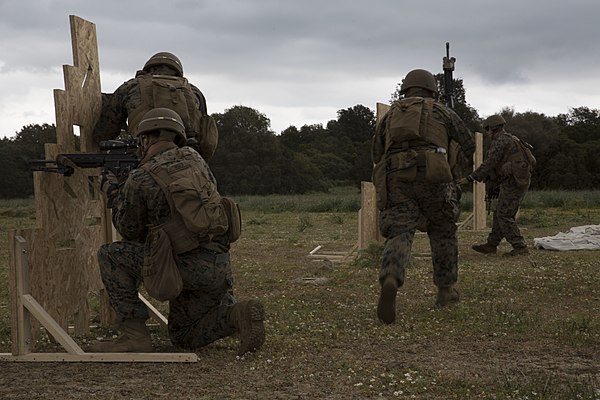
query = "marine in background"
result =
(459, 114, 536, 257)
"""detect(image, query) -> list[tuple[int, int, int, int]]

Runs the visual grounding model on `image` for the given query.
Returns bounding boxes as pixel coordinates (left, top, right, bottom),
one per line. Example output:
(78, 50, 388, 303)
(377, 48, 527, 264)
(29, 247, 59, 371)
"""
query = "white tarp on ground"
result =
(534, 225, 600, 251)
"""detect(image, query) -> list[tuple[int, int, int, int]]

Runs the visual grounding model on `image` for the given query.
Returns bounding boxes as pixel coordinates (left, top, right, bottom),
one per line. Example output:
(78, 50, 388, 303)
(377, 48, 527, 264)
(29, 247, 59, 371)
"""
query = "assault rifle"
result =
(29, 139, 139, 177)
(442, 42, 456, 109)
(484, 176, 500, 215)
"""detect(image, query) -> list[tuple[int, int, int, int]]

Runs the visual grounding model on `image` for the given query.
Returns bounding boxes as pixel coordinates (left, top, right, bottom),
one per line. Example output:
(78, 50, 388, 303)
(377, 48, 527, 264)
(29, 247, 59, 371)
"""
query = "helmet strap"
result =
(138, 132, 159, 158)
(490, 125, 504, 138)
(138, 134, 178, 164)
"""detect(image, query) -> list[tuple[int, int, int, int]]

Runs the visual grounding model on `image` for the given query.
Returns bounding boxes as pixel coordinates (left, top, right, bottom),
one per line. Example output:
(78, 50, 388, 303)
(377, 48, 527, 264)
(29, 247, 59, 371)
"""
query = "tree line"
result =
(1, 79, 600, 198)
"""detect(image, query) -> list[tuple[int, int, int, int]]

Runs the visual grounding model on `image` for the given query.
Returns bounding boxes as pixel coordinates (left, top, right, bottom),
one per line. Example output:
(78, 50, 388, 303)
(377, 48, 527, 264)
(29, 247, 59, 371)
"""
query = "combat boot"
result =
(503, 246, 529, 257)
(435, 286, 460, 307)
(89, 318, 153, 352)
(228, 300, 265, 356)
(377, 275, 398, 324)
(471, 242, 497, 254)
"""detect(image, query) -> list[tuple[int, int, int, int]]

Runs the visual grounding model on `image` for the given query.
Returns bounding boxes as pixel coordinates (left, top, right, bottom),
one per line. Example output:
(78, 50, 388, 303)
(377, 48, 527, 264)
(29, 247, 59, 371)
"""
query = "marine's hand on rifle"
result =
(100, 168, 120, 199)
(457, 175, 474, 186)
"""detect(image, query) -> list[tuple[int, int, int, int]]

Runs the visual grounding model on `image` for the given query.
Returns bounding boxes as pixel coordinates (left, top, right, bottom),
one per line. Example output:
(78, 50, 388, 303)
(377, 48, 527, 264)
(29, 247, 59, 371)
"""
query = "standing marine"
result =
(459, 114, 536, 256)
(372, 69, 475, 324)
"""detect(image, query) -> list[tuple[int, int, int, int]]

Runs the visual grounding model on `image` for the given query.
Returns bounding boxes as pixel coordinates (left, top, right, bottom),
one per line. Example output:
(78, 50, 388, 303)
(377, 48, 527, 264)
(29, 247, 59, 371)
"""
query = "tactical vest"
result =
(141, 147, 228, 254)
(384, 97, 449, 153)
(129, 74, 202, 138)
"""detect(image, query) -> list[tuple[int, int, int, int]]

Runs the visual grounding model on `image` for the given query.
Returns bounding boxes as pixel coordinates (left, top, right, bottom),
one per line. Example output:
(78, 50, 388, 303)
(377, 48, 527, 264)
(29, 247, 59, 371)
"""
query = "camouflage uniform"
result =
(373, 102, 475, 290)
(98, 145, 236, 349)
(469, 130, 529, 250)
(92, 70, 207, 144)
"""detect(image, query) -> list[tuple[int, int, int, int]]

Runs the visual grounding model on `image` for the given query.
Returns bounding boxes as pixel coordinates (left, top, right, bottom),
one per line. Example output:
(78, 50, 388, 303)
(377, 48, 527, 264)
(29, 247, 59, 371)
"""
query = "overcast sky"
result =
(1, 0, 599, 138)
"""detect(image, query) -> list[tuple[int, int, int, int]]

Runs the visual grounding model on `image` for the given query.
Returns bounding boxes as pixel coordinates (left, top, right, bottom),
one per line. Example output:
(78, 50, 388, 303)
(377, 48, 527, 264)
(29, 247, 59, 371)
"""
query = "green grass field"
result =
(0, 189, 599, 399)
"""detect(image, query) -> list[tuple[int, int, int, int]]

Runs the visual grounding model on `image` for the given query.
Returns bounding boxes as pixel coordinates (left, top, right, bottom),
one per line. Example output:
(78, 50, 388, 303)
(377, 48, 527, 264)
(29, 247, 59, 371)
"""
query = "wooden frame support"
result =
(358, 181, 381, 250)
(458, 131, 487, 230)
(1, 233, 197, 363)
(472, 132, 487, 230)
(307, 244, 358, 263)
(356, 102, 391, 250)
(139, 293, 168, 327)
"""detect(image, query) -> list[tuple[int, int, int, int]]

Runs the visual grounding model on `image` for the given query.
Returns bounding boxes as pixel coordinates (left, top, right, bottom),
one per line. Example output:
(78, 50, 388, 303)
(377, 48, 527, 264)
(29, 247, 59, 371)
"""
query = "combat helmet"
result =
(135, 108, 187, 147)
(143, 52, 183, 76)
(482, 115, 506, 130)
(400, 69, 438, 95)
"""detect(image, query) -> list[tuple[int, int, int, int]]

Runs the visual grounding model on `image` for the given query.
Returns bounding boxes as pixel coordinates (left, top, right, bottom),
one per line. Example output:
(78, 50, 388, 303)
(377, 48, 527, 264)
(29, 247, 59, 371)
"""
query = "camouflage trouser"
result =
(487, 178, 528, 248)
(379, 173, 459, 289)
(97, 241, 236, 349)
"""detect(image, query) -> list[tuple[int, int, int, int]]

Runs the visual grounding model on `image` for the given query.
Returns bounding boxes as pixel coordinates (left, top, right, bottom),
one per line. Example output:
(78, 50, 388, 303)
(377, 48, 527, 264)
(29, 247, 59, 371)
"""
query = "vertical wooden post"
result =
(357, 103, 390, 249)
(358, 181, 380, 249)
(472, 132, 486, 230)
(8, 231, 33, 356)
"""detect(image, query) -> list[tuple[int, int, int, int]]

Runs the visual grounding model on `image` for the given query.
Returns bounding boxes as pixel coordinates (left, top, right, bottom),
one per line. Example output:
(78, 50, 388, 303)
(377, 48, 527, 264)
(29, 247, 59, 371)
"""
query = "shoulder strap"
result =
(140, 162, 176, 216)
(140, 159, 202, 254)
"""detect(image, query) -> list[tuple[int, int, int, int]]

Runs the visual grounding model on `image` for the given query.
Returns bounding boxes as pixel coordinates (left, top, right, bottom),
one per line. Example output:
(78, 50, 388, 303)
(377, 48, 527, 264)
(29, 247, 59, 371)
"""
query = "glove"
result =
(100, 169, 120, 197)
(457, 176, 473, 186)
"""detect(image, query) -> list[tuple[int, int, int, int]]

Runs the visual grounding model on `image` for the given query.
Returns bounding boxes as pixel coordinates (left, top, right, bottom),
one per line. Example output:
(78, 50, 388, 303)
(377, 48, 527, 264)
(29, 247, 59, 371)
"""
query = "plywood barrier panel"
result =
(26, 15, 108, 341)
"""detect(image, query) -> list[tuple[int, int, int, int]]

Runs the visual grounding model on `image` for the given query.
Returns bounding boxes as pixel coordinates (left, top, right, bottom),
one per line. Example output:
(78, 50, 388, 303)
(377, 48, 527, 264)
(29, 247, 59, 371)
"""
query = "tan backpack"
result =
(504, 134, 537, 188)
(385, 97, 448, 152)
(141, 149, 229, 254)
(195, 114, 219, 160)
(129, 74, 202, 138)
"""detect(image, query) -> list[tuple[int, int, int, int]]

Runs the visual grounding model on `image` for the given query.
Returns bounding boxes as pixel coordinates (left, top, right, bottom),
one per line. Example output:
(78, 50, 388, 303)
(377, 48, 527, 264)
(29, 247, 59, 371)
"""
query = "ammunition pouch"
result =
(142, 224, 183, 302)
(388, 150, 418, 181)
(509, 160, 531, 188)
(424, 150, 453, 184)
(220, 197, 242, 243)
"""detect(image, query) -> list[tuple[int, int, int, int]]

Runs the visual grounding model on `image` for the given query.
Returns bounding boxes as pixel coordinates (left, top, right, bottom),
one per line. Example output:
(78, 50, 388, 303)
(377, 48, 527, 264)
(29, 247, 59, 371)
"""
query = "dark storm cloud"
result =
(0, 0, 599, 137)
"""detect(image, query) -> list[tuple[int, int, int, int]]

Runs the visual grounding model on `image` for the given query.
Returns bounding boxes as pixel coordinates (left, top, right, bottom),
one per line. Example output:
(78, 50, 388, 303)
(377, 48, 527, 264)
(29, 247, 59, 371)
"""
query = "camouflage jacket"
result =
(470, 130, 518, 183)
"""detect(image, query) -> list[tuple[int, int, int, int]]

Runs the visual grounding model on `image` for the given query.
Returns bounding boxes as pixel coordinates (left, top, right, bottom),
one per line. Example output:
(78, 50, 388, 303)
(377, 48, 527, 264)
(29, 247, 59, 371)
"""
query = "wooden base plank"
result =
(307, 244, 358, 263)
(138, 294, 168, 326)
(0, 352, 198, 363)
(22, 294, 84, 355)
